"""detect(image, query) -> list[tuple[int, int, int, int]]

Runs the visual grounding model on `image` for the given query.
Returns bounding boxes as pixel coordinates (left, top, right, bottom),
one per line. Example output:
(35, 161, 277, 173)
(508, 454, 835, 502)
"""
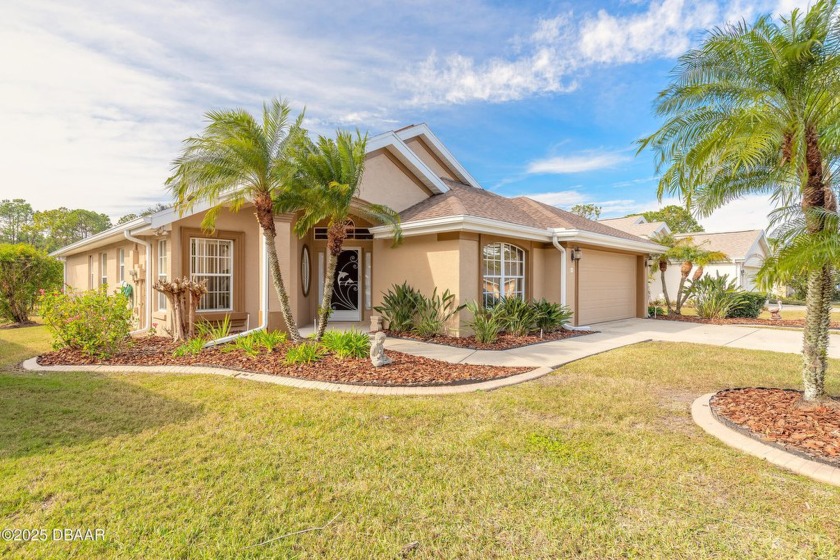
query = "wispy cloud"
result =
(527, 190, 590, 206)
(527, 151, 631, 174)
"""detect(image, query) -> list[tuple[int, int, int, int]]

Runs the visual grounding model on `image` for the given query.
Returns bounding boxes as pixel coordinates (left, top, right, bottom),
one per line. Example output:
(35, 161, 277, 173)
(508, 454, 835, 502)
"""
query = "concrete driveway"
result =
(384, 318, 834, 368)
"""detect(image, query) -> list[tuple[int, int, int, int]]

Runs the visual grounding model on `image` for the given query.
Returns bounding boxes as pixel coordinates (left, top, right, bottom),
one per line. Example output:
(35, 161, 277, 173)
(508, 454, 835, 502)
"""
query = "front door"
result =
(328, 249, 361, 321)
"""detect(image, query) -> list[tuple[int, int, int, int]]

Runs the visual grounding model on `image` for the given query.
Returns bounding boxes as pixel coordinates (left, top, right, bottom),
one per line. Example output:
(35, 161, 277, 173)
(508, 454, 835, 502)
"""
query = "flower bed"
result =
(651, 314, 840, 329)
(36, 337, 529, 387)
(710, 387, 840, 466)
(384, 328, 595, 351)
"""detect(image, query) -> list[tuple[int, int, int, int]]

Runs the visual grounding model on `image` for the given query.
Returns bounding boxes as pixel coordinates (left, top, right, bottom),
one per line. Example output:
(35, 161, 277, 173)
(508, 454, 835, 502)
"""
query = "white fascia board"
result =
(395, 124, 482, 189)
(370, 215, 550, 242)
(50, 217, 151, 257)
(367, 131, 449, 194)
(551, 229, 667, 254)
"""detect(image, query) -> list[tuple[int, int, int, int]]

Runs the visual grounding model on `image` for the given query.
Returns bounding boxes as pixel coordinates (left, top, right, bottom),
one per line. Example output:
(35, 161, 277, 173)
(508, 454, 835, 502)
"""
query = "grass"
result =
(2, 327, 840, 558)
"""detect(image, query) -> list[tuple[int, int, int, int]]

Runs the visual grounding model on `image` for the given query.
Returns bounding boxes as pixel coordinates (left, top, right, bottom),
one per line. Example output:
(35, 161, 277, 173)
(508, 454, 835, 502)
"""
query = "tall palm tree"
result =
(639, 1, 840, 401)
(287, 131, 402, 340)
(166, 98, 306, 342)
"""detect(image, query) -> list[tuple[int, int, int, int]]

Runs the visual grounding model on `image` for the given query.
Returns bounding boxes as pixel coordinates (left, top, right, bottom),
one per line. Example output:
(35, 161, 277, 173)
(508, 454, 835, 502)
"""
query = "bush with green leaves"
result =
(494, 297, 540, 337)
(687, 274, 747, 319)
(464, 301, 504, 344)
(532, 298, 573, 333)
(285, 342, 327, 365)
(413, 287, 464, 337)
(374, 282, 422, 333)
(39, 286, 133, 358)
(0, 243, 63, 324)
(223, 329, 287, 356)
(173, 337, 206, 357)
(321, 329, 370, 360)
(726, 292, 767, 319)
(648, 305, 665, 317)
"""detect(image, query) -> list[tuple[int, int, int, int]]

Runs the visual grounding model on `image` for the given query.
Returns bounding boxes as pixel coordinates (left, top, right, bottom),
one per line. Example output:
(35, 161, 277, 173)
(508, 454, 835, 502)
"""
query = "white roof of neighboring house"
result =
(674, 230, 768, 262)
(598, 216, 670, 238)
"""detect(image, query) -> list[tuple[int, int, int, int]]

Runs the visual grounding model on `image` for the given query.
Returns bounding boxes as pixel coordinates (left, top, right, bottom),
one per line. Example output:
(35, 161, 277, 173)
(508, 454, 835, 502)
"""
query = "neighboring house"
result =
(51, 124, 663, 335)
(598, 216, 670, 239)
(601, 215, 769, 299)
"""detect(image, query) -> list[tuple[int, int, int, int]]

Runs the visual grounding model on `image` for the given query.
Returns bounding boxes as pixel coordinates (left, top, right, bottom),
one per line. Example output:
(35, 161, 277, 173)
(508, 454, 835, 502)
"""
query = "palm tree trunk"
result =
(315, 250, 338, 341)
(675, 275, 688, 314)
(315, 223, 347, 341)
(265, 233, 302, 343)
(802, 266, 832, 401)
(660, 265, 672, 313)
(254, 197, 302, 343)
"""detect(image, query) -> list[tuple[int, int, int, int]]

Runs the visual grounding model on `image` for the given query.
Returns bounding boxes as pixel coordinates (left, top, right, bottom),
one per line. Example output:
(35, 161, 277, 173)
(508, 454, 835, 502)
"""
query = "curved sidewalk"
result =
(692, 393, 840, 486)
(21, 357, 554, 396)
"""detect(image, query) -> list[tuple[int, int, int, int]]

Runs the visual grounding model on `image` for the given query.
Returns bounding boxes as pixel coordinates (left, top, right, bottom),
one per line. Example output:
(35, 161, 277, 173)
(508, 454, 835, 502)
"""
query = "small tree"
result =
(669, 238, 726, 314)
(153, 277, 208, 341)
(0, 243, 62, 324)
(570, 203, 602, 221)
(638, 205, 704, 233)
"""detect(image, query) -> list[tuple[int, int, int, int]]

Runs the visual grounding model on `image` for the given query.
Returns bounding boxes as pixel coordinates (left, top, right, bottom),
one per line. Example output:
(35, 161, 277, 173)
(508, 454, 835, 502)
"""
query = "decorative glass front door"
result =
(329, 249, 361, 321)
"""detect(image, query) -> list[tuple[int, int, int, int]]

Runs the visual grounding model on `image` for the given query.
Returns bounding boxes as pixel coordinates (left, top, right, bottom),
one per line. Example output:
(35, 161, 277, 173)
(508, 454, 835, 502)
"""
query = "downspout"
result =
(124, 229, 152, 336)
(204, 232, 269, 347)
(551, 232, 591, 331)
(59, 257, 67, 291)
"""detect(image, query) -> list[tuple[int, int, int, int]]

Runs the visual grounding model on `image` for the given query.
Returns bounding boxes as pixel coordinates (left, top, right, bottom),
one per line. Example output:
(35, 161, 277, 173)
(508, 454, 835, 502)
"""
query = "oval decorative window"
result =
(301, 245, 311, 297)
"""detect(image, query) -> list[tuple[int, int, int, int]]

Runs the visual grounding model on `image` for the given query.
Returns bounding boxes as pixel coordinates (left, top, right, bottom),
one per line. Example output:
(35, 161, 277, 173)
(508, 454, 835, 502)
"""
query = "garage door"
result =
(577, 250, 637, 324)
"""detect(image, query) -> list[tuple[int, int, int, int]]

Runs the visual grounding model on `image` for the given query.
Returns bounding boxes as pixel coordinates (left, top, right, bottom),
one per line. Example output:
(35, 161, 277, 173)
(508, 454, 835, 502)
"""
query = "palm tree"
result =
(639, 1, 840, 401)
(287, 131, 402, 340)
(650, 231, 678, 312)
(166, 98, 306, 342)
(670, 238, 727, 314)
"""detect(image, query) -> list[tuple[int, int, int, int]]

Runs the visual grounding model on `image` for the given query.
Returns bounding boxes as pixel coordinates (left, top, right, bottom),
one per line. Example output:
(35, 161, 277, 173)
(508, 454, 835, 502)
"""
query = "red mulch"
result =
(36, 337, 529, 387)
(711, 387, 840, 466)
(652, 314, 840, 329)
(384, 328, 595, 351)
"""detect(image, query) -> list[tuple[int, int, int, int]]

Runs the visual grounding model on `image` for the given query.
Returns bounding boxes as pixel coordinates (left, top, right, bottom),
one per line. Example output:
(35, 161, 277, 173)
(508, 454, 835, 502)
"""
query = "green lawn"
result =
(2, 327, 840, 558)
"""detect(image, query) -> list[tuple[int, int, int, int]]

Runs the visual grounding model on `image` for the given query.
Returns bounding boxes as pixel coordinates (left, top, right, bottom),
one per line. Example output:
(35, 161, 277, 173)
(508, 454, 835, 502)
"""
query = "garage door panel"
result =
(578, 250, 637, 324)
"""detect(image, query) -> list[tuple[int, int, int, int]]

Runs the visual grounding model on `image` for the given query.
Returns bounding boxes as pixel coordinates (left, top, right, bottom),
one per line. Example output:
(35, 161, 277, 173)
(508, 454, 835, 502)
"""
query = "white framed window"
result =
(190, 238, 233, 311)
(482, 242, 525, 306)
(158, 240, 168, 310)
(364, 252, 372, 309)
(118, 248, 125, 283)
(100, 253, 108, 287)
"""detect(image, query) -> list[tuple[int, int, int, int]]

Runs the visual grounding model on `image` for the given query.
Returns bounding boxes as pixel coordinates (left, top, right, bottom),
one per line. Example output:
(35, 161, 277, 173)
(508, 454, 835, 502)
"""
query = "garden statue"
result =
(370, 331, 392, 367)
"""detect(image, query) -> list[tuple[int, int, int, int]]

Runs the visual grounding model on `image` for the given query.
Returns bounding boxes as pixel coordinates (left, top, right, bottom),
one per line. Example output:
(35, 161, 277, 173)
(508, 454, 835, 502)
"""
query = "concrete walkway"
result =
(384, 318, 835, 367)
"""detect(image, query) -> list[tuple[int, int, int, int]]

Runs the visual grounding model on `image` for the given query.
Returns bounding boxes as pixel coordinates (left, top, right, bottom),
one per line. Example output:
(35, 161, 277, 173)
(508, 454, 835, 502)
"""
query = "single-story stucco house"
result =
(600, 215, 769, 297)
(51, 124, 663, 336)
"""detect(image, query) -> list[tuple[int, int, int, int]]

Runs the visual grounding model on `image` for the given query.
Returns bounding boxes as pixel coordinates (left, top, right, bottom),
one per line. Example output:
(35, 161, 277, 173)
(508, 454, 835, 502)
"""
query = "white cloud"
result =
(698, 194, 774, 232)
(527, 151, 631, 174)
(527, 190, 589, 206)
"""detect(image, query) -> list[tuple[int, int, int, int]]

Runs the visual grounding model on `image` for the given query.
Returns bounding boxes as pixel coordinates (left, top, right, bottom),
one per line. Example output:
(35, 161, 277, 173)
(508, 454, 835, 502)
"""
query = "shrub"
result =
(223, 329, 287, 356)
(322, 329, 370, 360)
(494, 297, 540, 337)
(464, 301, 503, 344)
(374, 282, 422, 333)
(648, 305, 665, 317)
(196, 315, 232, 341)
(532, 298, 573, 332)
(173, 337, 206, 357)
(688, 274, 747, 319)
(39, 286, 132, 358)
(413, 288, 464, 338)
(285, 342, 326, 365)
(726, 292, 767, 319)
(0, 243, 63, 324)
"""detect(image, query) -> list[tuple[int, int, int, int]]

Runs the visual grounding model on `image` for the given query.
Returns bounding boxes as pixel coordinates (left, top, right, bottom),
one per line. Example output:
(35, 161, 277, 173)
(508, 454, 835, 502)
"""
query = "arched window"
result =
(482, 242, 525, 306)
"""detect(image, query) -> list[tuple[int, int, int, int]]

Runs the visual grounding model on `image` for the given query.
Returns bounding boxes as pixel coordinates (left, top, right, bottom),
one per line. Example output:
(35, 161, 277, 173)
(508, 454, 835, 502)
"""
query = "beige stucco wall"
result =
(403, 137, 457, 181)
(357, 150, 433, 212)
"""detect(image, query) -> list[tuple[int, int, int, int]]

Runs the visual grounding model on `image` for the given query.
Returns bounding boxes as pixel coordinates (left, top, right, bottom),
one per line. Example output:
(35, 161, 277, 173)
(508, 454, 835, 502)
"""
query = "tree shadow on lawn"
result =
(0, 371, 200, 460)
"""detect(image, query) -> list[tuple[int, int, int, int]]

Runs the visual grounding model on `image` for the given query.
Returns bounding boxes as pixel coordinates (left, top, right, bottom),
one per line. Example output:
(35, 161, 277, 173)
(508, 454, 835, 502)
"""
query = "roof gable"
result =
(674, 230, 767, 260)
(394, 124, 482, 189)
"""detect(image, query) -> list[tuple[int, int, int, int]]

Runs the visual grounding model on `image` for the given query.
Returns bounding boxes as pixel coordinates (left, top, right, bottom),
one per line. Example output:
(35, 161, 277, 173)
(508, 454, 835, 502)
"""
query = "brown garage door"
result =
(577, 250, 637, 324)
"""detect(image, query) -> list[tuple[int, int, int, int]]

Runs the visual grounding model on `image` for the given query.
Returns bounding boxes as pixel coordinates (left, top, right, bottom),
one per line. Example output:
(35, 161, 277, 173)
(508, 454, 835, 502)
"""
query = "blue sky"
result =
(1, 0, 810, 231)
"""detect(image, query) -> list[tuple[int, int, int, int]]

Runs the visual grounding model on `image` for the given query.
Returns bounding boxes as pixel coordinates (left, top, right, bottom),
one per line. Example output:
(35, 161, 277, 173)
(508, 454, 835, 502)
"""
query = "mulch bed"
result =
(652, 314, 840, 330)
(384, 328, 595, 351)
(36, 337, 530, 387)
(710, 387, 840, 467)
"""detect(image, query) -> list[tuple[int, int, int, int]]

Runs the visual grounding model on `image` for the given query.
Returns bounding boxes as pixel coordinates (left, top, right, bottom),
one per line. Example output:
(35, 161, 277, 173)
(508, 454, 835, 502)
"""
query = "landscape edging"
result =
(20, 357, 552, 396)
(691, 392, 840, 487)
